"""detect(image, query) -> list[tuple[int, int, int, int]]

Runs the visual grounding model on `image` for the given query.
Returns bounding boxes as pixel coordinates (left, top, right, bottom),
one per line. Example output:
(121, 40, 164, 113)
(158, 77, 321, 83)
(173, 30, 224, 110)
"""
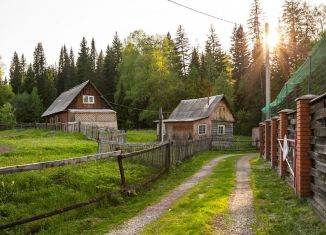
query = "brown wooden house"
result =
(159, 95, 235, 143)
(42, 80, 117, 129)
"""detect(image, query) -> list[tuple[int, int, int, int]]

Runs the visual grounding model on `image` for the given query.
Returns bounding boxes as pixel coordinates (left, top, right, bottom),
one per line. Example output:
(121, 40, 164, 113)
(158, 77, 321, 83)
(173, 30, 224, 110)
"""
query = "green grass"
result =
(0, 129, 98, 166)
(142, 155, 239, 235)
(250, 157, 326, 235)
(1, 151, 230, 234)
(126, 130, 157, 143)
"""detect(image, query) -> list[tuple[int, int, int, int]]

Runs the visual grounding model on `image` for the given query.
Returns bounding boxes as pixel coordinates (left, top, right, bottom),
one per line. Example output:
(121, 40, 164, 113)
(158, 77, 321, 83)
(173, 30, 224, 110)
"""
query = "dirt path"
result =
(214, 154, 255, 235)
(105, 154, 235, 235)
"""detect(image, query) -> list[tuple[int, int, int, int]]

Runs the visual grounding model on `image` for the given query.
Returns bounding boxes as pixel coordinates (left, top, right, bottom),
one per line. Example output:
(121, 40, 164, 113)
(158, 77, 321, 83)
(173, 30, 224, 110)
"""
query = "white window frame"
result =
(83, 95, 95, 104)
(217, 125, 225, 135)
(198, 124, 207, 135)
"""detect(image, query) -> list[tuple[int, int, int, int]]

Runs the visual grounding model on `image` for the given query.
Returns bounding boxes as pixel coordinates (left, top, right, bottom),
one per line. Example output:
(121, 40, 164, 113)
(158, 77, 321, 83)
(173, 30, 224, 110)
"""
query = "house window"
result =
(198, 124, 207, 135)
(217, 125, 225, 135)
(83, 95, 94, 104)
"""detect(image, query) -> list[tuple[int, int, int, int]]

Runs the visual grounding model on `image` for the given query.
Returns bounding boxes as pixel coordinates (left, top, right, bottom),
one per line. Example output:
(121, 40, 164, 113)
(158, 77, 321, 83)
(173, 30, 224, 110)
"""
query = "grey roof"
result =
(42, 80, 112, 117)
(166, 95, 224, 122)
(68, 109, 116, 113)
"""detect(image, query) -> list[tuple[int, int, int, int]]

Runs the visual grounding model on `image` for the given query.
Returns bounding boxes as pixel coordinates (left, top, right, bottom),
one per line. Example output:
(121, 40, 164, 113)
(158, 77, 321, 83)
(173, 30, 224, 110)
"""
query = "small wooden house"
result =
(159, 95, 235, 143)
(42, 80, 117, 129)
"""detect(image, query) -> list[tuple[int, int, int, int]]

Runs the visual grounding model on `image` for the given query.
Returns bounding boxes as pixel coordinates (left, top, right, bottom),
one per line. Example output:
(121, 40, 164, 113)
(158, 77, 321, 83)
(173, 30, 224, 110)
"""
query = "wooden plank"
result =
(0, 151, 121, 175)
(122, 144, 167, 159)
(314, 127, 326, 137)
(310, 151, 326, 163)
(313, 144, 326, 155)
(313, 108, 326, 121)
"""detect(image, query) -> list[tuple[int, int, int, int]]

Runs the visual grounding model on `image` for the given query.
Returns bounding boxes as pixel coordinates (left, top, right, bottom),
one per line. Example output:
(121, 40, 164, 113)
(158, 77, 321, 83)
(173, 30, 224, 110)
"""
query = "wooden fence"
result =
(0, 122, 126, 143)
(259, 92, 326, 220)
(0, 137, 211, 230)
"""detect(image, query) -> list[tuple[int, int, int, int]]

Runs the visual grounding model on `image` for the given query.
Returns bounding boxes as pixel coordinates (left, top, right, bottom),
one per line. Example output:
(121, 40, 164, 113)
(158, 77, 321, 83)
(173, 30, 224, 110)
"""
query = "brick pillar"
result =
(278, 109, 292, 178)
(295, 95, 316, 197)
(270, 117, 278, 167)
(259, 123, 264, 157)
(264, 120, 271, 161)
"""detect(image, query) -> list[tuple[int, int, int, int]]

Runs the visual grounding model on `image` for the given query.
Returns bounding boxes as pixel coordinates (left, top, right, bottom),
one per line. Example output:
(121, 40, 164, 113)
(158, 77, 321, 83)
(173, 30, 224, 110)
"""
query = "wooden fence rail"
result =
(0, 151, 121, 175)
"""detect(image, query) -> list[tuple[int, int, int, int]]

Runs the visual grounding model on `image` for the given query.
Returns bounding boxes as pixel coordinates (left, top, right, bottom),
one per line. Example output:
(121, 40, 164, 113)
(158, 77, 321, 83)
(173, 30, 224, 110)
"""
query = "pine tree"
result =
(43, 66, 57, 107)
(33, 42, 47, 105)
(9, 52, 22, 93)
(65, 48, 77, 89)
(22, 64, 36, 93)
(174, 25, 190, 78)
(76, 37, 91, 83)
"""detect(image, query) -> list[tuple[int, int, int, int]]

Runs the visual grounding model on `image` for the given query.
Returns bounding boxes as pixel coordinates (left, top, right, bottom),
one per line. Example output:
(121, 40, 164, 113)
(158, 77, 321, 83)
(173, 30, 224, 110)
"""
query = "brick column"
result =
(278, 109, 292, 178)
(270, 117, 278, 167)
(259, 123, 264, 157)
(295, 95, 316, 197)
(264, 120, 271, 161)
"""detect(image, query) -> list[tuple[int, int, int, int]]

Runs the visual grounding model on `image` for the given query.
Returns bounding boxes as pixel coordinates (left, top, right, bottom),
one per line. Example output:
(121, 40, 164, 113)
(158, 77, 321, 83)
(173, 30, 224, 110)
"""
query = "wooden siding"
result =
(68, 83, 110, 110)
(165, 122, 194, 141)
(209, 99, 235, 122)
(310, 96, 326, 216)
(211, 121, 233, 141)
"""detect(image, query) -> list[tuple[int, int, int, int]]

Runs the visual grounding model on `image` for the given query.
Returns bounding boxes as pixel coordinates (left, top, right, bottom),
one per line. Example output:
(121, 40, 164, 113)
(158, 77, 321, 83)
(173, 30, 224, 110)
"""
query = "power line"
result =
(167, 0, 237, 25)
(109, 101, 172, 114)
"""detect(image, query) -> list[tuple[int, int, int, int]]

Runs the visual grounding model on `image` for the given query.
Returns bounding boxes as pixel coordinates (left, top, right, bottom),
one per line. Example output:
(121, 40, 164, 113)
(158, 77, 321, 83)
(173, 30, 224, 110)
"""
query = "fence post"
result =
(117, 155, 126, 186)
(165, 141, 171, 170)
(295, 94, 316, 197)
(270, 117, 278, 167)
(278, 109, 292, 178)
(78, 121, 81, 133)
(264, 120, 271, 161)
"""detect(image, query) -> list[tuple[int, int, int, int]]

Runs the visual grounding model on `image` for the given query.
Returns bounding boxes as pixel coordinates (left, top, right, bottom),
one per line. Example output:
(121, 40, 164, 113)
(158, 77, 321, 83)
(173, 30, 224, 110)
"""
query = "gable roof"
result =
(42, 80, 112, 117)
(165, 95, 233, 122)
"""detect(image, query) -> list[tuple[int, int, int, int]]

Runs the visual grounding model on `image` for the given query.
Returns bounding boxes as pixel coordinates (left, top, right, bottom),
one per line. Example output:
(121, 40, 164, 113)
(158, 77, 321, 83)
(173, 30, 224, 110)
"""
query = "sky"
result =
(0, 0, 324, 78)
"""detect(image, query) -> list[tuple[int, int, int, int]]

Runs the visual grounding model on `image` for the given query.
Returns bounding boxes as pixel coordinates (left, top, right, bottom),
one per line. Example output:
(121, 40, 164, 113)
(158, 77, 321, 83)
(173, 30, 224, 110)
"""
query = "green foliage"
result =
(21, 64, 36, 93)
(251, 157, 326, 234)
(10, 92, 35, 123)
(0, 84, 14, 106)
(0, 103, 16, 126)
(31, 87, 43, 121)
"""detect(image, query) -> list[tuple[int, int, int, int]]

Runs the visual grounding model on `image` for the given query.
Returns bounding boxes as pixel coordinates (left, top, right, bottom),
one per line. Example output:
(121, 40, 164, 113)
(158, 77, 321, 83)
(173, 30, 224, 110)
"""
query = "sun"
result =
(265, 27, 280, 51)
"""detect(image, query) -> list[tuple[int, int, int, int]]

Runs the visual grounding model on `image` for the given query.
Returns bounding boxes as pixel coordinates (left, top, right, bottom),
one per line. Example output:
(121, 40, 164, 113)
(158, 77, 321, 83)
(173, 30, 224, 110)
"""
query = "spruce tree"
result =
(22, 64, 36, 93)
(95, 50, 104, 88)
(33, 42, 47, 106)
(31, 87, 43, 121)
(174, 25, 190, 78)
(57, 45, 70, 94)
(89, 38, 97, 82)
(65, 48, 77, 89)
(9, 52, 22, 94)
(76, 37, 91, 83)
(205, 24, 226, 74)
(230, 24, 250, 111)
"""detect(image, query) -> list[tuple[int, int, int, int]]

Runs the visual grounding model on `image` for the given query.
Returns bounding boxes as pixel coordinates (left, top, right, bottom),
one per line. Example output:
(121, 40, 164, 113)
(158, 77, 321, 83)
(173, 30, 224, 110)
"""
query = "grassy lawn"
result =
(126, 129, 157, 143)
(250, 157, 326, 235)
(0, 129, 97, 166)
(142, 155, 239, 235)
(1, 151, 230, 234)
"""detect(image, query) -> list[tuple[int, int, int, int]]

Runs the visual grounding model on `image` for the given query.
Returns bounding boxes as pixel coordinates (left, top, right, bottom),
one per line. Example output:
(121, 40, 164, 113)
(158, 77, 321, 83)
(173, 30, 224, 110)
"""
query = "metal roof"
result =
(166, 95, 224, 122)
(42, 80, 113, 117)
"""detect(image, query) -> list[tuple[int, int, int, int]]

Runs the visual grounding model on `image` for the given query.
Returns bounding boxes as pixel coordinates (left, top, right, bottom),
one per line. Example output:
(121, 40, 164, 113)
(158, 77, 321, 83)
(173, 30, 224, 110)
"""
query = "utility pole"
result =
(265, 22, 271, 120)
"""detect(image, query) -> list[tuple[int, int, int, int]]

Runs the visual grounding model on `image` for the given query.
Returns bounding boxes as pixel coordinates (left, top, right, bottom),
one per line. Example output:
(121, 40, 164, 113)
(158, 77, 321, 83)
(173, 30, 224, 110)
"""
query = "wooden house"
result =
(159, 95, 235, 143)
(42, 80, 117, 129)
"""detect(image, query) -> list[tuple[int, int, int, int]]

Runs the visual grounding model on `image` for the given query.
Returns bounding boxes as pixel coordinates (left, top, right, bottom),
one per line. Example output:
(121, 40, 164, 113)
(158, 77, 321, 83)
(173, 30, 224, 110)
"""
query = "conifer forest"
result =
(1, 0, 326, 135)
